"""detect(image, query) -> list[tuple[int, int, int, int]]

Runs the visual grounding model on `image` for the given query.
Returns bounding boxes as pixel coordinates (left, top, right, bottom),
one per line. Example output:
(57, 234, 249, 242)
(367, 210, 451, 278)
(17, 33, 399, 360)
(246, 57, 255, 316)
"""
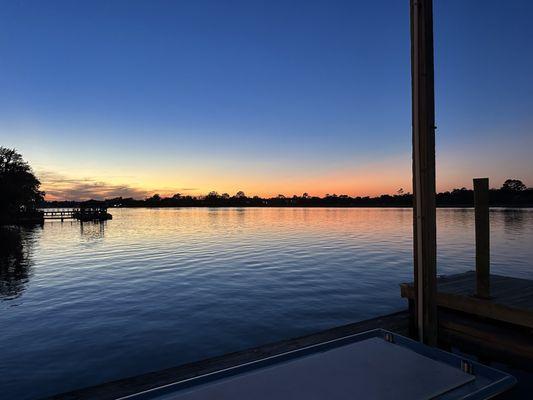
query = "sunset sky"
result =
(1, 0, 532, 200)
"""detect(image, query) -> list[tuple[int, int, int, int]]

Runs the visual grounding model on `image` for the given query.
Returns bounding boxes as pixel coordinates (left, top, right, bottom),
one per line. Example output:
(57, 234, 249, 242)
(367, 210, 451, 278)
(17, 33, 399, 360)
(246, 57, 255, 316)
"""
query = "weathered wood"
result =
(401, 271, 533, 328)
(437, 309, 533, 370)
(43, 312, 409, 400)
(474, 178, 490, 298)
(410, 0, 438, 345)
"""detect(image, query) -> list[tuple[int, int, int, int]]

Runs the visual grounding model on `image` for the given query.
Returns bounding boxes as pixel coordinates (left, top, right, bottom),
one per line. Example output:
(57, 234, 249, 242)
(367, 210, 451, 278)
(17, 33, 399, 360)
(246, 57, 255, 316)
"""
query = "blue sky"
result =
(0, 0, 532, 199)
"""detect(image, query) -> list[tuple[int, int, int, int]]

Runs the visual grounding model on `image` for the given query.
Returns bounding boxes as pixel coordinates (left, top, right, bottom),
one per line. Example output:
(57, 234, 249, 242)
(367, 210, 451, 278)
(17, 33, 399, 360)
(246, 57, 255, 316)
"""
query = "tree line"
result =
(1, 147, 531, 212)
(43, 179, 533, 208)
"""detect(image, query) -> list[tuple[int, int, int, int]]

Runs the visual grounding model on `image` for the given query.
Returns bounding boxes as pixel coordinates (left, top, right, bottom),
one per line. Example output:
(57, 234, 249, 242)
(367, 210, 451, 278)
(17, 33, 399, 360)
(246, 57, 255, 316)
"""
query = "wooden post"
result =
(474, 178, 490, 298)
(410, 0, 438, 346)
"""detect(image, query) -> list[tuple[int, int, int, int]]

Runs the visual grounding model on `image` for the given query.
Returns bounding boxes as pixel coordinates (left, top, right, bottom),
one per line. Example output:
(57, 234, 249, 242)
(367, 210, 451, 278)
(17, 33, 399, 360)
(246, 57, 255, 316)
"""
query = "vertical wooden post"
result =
(410, 0, 438, 346)
(474, 178, 490, 298)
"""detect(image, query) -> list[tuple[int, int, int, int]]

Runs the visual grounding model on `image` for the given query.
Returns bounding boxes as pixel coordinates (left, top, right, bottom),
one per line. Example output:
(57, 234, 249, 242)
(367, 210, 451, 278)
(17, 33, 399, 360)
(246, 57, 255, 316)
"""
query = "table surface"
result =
(151, 337, 474, 400)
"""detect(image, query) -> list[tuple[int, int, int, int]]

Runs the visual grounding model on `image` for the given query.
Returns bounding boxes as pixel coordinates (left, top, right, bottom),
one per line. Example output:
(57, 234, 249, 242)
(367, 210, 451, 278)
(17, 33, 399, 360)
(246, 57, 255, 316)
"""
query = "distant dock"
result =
(43, 207, 112, 222)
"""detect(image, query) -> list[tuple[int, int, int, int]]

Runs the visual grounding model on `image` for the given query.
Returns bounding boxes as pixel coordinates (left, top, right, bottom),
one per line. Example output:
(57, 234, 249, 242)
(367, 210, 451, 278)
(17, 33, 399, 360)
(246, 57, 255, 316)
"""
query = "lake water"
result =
(1, 207, 532, 399)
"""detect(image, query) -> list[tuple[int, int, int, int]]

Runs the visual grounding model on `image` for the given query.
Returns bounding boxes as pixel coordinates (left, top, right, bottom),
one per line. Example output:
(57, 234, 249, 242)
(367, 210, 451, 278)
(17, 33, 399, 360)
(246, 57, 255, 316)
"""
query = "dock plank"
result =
(401, 271, 533, 328)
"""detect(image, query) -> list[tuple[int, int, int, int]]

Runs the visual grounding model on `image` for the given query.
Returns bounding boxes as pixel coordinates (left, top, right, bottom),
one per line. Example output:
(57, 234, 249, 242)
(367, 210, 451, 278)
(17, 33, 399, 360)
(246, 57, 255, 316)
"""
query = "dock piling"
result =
(474, 178, 490, 299)
(410, 0, 438, 346)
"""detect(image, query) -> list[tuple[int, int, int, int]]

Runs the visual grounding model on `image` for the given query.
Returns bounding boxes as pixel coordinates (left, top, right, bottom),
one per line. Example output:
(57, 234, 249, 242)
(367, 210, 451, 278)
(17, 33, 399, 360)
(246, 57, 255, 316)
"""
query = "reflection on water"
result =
(0, 222, 106, 302)
(501, 208, 526, 234)
(0, 208, 532, 400)
(80, 220, 106, 241)
(0, 226, 37, 301)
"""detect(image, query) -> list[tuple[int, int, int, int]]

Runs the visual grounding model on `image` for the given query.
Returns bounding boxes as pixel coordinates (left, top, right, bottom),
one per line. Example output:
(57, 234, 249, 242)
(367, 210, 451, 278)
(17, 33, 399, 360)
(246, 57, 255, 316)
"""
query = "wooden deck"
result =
(42, 207, 112, 222)
(400, 271, 533, 329)
(401, 271, 533, 369)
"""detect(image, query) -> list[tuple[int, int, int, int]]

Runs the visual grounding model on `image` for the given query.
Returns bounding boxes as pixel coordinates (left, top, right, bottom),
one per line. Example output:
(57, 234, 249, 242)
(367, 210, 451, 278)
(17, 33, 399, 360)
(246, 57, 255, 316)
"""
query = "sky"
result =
(1, 0, 532, 200)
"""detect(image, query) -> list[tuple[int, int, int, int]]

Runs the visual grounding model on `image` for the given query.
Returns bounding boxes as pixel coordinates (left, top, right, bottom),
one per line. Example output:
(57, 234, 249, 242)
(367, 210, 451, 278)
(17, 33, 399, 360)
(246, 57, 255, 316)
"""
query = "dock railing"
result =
(42, 207, 112, 221)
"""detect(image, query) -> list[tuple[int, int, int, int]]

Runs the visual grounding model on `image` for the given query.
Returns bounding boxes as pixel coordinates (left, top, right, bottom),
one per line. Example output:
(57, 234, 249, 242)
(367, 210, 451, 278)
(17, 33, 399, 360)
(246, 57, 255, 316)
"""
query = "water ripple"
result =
(0, 207, 532, 399)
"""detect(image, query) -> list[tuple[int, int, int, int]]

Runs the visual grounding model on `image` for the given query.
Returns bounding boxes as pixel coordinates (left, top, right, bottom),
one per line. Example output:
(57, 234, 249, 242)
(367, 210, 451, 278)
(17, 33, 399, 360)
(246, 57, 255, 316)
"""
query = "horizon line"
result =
(41, 181, 530, 203)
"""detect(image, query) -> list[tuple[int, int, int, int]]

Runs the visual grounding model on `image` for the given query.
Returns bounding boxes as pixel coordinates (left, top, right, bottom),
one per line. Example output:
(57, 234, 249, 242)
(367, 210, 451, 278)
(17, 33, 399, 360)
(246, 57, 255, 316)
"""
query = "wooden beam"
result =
(437, 309, 533, 369)
(474, 178, 490, 298)
(410, 0, 437, 345)
(401, 281, 533, 329)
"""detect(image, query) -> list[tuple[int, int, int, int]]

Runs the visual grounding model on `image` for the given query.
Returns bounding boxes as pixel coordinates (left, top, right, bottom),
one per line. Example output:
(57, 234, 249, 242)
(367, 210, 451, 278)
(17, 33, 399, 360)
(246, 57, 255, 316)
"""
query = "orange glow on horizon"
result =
(37, 154, 531, 202)
(38, 158, 414, 201)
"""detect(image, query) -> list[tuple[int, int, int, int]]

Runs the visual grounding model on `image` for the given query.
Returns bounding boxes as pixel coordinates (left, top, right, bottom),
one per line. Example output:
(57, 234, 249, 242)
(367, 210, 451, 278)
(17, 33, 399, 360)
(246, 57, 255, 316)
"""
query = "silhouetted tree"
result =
(145, 194, 161, 206)
(39, 177, 533, 209)
(501, 179, 526, 192)
(0, 148, 44, 220)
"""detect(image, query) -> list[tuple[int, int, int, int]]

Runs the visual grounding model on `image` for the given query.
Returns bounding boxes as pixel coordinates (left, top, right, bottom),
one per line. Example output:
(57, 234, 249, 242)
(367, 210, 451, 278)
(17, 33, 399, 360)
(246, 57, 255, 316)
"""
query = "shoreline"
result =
(41, 204, 533, 209)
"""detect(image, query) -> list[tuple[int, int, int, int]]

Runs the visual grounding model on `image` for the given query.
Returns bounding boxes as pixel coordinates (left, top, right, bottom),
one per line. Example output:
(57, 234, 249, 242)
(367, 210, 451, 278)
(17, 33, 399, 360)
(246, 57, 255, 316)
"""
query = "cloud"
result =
(37, 170, 151, 201)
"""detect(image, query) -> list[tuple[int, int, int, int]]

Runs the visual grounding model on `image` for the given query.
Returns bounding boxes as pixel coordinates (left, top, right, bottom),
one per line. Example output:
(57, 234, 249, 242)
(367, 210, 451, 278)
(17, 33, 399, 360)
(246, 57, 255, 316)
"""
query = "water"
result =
(1, 207, 532, 399)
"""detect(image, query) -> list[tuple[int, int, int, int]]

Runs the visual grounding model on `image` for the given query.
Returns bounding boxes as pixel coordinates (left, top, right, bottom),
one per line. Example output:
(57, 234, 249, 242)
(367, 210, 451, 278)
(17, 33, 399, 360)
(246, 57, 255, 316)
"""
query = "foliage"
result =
(0, 148, 45, 217)
(42, 180, 533, 209)
(501, 179, 526, 192)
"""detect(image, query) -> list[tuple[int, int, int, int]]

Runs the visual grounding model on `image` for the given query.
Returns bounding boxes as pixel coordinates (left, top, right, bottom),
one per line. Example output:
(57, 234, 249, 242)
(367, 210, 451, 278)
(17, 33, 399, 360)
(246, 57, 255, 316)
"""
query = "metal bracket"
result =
(461, 360, 474, 375)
